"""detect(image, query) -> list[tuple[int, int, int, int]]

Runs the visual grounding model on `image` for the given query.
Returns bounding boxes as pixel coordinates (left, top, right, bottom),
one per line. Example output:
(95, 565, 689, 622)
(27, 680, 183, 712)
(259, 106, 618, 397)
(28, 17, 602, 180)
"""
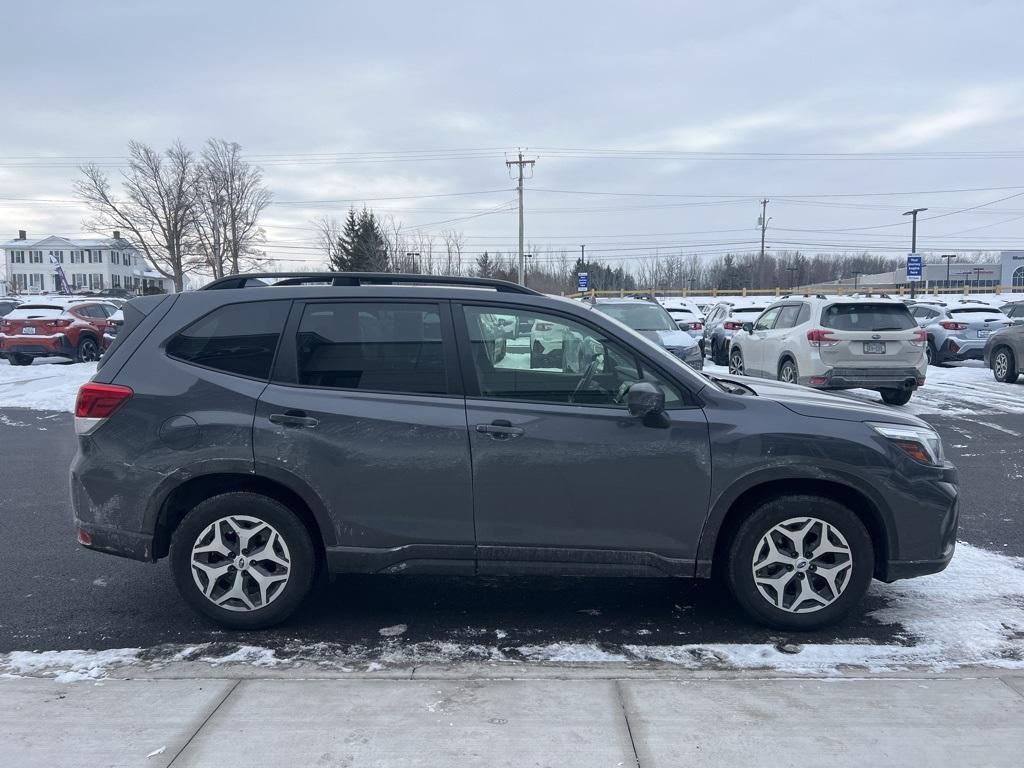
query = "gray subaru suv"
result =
(71, 273, 958, 631)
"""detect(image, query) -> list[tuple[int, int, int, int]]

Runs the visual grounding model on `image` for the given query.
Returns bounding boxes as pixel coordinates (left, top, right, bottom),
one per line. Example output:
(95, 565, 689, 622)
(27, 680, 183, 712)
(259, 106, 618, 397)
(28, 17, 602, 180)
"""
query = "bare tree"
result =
(76, 141, 199, 292)
(194, 139, 271, 276)
(313, 214, 346, 269)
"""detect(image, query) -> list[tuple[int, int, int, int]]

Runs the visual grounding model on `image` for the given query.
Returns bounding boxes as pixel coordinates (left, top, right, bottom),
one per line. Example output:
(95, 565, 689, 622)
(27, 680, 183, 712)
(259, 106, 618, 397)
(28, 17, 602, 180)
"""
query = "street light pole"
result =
(941, 254, 956, 293)
(405, 252, 421, 273)
(851, 271, 861, 292)
(903, 208, 928, 300)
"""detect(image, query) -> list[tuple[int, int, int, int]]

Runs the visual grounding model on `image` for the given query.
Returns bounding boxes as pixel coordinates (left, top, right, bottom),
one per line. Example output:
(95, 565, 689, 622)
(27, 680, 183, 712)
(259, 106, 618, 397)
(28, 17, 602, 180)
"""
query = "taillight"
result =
(723, 321, 742, 330)
(939, 321, 968, 331)
(0, 320, 10, 331)
(74, 383, 133, 435)
(690, 322, 703, 331)
(910, 329, 927, 347)
(49, 319, 72, 328)
(806, 329, 840, 347)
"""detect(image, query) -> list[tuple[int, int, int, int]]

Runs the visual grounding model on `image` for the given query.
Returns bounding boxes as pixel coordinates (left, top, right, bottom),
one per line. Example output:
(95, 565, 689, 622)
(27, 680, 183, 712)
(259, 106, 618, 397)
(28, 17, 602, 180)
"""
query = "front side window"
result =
(463, 305, 684, 408)
(168, 300, 288, 380)
(753, 307, 781, 331)
(775, 304, 802, 329)
(294, 302, 447, 395)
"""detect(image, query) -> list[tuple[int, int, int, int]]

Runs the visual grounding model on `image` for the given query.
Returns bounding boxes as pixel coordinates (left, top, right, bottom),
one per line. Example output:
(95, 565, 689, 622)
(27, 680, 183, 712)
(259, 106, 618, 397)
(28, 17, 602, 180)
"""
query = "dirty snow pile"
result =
(0, 359, 94, 411)
(2, 543, 1022, 679)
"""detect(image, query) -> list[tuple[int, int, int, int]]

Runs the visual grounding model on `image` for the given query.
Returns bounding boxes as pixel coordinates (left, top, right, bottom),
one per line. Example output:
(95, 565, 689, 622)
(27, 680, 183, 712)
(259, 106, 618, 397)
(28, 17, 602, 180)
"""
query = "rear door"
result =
(455, 301, 712, 573)
(744, 306, 781, 376)
(818, 302, 922, 369)
(253, 299, 476, 571)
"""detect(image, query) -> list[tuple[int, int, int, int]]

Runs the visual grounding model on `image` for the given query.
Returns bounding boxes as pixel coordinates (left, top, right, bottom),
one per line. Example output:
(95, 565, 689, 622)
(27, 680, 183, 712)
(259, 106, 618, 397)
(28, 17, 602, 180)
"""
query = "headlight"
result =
(866, 422, 944, 465)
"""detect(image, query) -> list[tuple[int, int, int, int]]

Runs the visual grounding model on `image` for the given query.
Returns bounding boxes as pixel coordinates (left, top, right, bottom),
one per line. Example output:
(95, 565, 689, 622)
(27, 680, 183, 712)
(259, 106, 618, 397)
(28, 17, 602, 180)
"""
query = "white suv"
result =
(726, 296, 927, 406)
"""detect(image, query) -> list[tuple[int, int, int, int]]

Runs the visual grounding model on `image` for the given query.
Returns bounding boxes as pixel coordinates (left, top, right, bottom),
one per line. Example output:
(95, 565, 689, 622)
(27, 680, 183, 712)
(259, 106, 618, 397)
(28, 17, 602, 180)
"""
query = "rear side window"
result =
(167, 301, 288, 380)
(821, 303, 916, 331)
(295, 302, 447, 394)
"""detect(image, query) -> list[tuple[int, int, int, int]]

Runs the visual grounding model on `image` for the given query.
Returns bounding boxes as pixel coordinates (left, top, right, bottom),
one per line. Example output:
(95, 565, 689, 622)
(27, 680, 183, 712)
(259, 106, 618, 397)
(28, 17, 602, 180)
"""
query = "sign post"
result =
(906, 254, 922, 299)
(576, 272, 589, 293)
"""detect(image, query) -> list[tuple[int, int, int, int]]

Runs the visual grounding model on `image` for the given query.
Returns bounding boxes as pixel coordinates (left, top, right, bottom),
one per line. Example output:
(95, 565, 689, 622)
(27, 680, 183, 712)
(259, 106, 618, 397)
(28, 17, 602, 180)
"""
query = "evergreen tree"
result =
(475, 251, 494, 277)
(328, 208, 359, 271)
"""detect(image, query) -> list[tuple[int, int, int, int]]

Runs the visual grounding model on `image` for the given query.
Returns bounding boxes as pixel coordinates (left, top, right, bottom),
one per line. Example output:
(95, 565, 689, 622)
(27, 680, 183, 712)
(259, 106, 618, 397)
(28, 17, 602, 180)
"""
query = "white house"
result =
(1, 230, 174, 296)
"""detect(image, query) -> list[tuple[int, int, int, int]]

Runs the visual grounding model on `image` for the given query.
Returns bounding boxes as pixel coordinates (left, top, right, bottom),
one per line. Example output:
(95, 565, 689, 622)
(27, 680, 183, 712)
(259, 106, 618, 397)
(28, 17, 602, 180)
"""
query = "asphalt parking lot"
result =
(1, 406, 1021, 659)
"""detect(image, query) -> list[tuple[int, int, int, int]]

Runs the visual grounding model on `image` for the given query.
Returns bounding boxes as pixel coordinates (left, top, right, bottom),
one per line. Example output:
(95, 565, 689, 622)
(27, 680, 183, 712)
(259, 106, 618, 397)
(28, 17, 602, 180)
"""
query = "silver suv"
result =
(910, 302, 1013, 365)
(727, 296, 927, 406)
(703, 300, 771, 366)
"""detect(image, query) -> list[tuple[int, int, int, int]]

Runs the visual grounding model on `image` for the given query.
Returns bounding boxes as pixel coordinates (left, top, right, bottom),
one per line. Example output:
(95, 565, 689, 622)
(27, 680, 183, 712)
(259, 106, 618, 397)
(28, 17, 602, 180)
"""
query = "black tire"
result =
(171, 492, 316, 630)
(879, 388, 913, 406)
(926, 340, 939, 366)
(7, 353, 32, 366)
(728, 346, 745, 375)
(777, 357, 799, 385)
(726, 495, 873, 631)
(75, 335, 101, 363)
(992, 346, 1020, 384)
(713, 339, 728, 366)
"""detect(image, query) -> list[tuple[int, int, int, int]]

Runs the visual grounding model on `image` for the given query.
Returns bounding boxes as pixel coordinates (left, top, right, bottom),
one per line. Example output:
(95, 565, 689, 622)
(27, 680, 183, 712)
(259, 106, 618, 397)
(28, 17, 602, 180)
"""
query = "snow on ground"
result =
(704, 359, 1024, 417)
(2, 543, 1021, 678)
(0, 358, 94, 412)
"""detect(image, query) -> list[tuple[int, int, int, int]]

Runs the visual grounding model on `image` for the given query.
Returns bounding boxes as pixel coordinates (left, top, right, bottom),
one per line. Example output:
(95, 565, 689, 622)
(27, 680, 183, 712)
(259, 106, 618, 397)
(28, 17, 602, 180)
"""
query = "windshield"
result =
(596, 303, 677, 331)
(822, 303, 916, 331)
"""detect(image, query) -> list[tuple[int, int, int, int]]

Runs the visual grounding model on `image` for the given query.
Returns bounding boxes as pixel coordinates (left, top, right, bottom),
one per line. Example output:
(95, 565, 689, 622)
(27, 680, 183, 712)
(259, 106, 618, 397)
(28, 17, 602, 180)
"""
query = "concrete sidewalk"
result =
(3, 669, 1024, 767)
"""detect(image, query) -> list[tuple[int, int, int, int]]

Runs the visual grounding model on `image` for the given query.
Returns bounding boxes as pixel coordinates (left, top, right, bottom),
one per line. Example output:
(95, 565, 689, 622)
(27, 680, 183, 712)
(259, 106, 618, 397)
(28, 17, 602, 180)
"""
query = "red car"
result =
(0, 300, 118, 365)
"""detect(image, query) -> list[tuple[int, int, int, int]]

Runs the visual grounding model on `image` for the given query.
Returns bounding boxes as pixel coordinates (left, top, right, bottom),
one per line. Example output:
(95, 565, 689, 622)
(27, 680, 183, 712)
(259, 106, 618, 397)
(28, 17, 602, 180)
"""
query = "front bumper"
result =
(802, 366, 923, 391)
(668, 347, 704, 370)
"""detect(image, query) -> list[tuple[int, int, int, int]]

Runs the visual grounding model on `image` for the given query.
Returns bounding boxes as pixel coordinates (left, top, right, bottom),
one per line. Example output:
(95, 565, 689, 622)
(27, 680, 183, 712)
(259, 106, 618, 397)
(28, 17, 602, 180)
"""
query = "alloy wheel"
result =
(779, 362, 796, 384)
(751, 517, 853, 613)
(729, 349, 744, 375)
(994, 351, 1009, 380)
(78, 339, 100, 362)
(190, 515, 292, 612)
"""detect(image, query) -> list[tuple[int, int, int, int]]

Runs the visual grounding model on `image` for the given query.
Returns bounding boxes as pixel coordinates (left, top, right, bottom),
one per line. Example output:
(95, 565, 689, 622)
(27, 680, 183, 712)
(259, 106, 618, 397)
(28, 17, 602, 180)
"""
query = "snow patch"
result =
(378, 624, 408, 637)
(0, 359, 94, 412)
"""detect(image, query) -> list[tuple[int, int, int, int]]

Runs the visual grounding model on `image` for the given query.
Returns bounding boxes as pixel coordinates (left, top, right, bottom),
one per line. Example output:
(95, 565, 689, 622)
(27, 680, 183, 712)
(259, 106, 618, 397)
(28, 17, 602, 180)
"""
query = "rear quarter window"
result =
(167, 301, 289, 380)
(821, 303, 916, 331)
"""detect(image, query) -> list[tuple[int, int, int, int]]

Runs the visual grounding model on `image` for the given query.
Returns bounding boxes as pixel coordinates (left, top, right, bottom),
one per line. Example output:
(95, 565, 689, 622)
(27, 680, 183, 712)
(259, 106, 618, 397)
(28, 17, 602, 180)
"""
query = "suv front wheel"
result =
(726, 495, 873, 630)
(171, 492, 316, 629)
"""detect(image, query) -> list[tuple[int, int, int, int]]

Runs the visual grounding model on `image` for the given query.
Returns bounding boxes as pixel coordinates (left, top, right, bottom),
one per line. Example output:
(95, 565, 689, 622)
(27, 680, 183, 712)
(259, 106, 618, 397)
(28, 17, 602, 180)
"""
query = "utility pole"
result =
(506, 151, 536, 285)
(759, 199, 770, 258)
(580, 244, 585, 263)
(851, 271, 861, 292)
(903, 207, 927, 300)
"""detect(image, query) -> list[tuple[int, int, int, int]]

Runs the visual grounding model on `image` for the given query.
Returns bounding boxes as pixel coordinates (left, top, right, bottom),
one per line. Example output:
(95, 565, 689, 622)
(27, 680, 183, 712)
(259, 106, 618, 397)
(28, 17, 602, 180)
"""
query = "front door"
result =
(456, 302, 712, 575)
(254, 299, 475, 572)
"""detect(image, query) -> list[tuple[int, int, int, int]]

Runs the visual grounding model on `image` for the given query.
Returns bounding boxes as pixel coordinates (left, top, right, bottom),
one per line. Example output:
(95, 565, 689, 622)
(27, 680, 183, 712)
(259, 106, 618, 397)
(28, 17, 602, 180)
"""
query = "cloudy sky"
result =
(3, 0, 1024, 271)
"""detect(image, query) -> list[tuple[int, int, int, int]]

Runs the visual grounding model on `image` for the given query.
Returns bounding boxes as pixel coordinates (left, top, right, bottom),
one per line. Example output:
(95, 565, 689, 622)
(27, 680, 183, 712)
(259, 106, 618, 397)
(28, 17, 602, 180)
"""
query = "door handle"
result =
(474, 420, 525, 440)
(269, 411, 320, 428)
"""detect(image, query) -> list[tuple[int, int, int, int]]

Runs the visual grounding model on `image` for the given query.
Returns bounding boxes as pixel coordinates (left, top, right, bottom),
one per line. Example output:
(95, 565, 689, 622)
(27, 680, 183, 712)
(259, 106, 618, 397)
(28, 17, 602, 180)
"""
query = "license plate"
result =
(21, 327, 36, 335)
(978, 330, 990, 338)
(863, 341, 885, 354)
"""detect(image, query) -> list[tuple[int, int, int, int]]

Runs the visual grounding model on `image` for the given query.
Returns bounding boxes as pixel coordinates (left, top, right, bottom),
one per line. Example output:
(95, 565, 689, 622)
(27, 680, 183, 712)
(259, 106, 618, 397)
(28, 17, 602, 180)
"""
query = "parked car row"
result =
(0, 298, 121, 364)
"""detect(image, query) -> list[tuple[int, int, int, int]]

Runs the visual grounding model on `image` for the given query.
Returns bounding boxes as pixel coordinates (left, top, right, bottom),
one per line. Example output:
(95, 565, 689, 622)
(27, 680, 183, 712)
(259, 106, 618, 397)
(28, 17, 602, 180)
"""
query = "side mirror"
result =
(626, 381, 665, 418)
(742, 322, 754, 334)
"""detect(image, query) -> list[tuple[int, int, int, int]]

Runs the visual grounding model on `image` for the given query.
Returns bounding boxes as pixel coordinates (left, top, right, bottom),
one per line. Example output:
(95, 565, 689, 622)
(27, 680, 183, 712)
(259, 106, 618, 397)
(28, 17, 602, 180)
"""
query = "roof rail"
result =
(199, 272, 541, 295)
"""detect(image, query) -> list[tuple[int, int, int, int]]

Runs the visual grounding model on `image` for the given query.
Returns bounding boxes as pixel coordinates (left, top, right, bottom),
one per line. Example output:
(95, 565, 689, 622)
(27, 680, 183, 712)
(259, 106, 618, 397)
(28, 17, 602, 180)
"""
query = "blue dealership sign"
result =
(577, 272, 589, 291)
(906, 254, 922, 282)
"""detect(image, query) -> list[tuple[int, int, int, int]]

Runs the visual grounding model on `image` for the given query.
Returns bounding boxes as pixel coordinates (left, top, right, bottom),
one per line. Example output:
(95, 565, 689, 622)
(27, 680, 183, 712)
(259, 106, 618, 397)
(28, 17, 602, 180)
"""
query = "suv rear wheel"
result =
(778, 358, 798, 384)
(726, 495, 873, 630)
(7, 353, 32, 366)
(171, 492, 316, 629)
(75, 336, 101, 363)
(992, 347, 1019, 384)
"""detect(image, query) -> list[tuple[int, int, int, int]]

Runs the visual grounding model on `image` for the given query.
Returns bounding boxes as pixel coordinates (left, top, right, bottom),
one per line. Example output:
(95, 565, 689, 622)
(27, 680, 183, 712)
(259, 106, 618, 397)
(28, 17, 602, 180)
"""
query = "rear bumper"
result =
(802, 366, 923, 391)
(939, 338, 985, 361)
(0, 333, 74, 357)
(74, 519, 154, 562)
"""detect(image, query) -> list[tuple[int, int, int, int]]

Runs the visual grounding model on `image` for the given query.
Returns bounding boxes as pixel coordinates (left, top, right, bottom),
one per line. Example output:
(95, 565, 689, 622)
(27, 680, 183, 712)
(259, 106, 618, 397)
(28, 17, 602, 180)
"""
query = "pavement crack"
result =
(166, 679, 240, 766)
(614, 680, 642, 768)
